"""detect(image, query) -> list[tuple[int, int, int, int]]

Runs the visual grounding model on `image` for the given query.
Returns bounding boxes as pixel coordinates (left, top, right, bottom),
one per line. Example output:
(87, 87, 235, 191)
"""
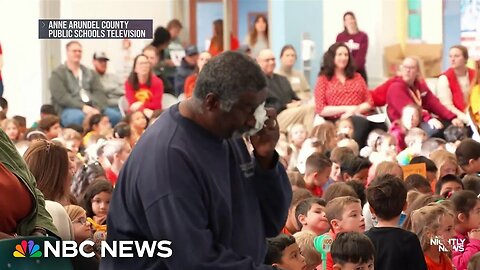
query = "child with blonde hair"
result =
(335, 118, 354, 139)
(411, 204, 455, 270)
(287, 123, 308, 171)
(430, 149, 460, 180)
(336, 138, 359, 157)
(397, 127, 427, 165)
(297, 122, 338, 174)
(293, 230, 323, 270)
(390, 103, 422, 152)
(64, 204, 100, 268)
(369, 133, 397, 165)
(1, 118, 20, 142)
(322, 196, 365, 270)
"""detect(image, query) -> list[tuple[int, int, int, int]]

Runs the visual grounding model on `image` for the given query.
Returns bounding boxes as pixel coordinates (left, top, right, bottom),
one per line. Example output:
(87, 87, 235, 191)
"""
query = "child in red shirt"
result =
(304, 153, 331, 197)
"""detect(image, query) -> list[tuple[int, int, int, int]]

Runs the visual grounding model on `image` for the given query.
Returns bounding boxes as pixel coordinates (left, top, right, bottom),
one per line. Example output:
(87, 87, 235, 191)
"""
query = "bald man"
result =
(257, 49, 300, 113)
(257, 49, 315, 133)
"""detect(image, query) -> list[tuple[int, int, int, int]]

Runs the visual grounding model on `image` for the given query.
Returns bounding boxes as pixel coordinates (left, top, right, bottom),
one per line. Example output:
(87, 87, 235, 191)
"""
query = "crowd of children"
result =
(0, 96, 156, 268)
(266, 113, 480, 270)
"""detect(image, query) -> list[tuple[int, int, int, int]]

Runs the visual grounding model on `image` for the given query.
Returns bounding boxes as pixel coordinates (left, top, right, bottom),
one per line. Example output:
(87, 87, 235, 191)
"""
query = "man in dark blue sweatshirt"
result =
(101, 51, 292, 270)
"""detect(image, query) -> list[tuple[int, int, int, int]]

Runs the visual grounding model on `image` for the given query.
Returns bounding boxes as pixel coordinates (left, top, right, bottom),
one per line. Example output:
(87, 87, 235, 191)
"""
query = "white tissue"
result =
(244, 102, 268, 136)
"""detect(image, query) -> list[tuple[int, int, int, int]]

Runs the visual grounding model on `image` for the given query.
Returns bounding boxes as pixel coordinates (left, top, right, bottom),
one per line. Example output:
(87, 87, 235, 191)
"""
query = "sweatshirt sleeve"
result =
(386, 82, 414, 122)
(143, 149, 276, 270)
(421, 82, 456, 121)
(252, 152, 292, 237)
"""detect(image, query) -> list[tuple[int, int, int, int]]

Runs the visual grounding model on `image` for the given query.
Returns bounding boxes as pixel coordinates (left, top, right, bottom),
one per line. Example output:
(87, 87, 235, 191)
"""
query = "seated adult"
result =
(174, 45, 199, 96)
(0, 129, 58, 239)
(436, 45, 475, 123)
(184, 51, 212, 98)
(142, 45, 174, 95)
(314, 42, 381, 147)
(125, 54, 164, 119)
(162, 19, 185, 90)
(257, 49, 315, 133)
(49, 41, 115, 127)
(208, 19, 240, 57)
(92, 52, 124, 126)
(276, 45, 311, 100)
(386, 57, 463, 137)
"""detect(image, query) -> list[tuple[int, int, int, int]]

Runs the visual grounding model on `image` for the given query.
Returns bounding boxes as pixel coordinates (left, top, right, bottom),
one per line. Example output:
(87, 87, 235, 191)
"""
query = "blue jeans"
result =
(103, 107, 122, 126)
(62, 106, 123, 128)
(61, 108, 85, 127)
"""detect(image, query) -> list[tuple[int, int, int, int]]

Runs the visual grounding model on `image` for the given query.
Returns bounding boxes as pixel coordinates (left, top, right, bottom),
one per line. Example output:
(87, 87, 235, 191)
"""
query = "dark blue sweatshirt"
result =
(100, 104, 292, 270)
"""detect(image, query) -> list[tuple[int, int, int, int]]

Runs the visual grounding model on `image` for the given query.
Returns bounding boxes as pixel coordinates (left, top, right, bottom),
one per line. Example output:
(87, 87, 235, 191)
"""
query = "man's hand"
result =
(250, 108, 279, 169)
(427, 118, 443, 129)
(82, 105, 100, 115)
(451, 118, 464, 127)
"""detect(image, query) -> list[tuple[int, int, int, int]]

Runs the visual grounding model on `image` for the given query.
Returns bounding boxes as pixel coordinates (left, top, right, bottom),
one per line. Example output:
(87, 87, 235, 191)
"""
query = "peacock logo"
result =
(13, 240, 42, 258)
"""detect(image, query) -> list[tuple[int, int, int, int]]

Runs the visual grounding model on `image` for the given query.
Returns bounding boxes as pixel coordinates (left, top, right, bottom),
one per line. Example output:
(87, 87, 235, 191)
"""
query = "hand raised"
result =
(250, 108, 280, 168)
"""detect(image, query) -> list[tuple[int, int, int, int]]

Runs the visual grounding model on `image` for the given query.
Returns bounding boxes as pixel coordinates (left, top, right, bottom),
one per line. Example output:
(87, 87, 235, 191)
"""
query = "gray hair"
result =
(103, 139, 127, 164)
(193, 51, 267, 112)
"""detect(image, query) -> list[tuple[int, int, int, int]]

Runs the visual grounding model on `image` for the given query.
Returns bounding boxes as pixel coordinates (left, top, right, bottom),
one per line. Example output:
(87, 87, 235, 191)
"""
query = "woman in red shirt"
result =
(184, 51, 212, 98)
(125, 54, 164, 118)
(208, 19, 239, 57)
(314, 42, 384, 147)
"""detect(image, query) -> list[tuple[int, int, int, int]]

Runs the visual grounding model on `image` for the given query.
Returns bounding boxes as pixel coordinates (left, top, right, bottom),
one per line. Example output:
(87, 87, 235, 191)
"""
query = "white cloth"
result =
(436, 74, 469, 122)
(363, 202, 375, 231)
(45, 200, 74, 240)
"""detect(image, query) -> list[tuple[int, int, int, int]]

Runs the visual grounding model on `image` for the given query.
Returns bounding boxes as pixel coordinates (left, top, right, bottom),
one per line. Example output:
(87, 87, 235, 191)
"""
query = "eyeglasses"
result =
(73, 217, 88, 225)
(402, 65, 417, 70)
(262, 57, 275, 62)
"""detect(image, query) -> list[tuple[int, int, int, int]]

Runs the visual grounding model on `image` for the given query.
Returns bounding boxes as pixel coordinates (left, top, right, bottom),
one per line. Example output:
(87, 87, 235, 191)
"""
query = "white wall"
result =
(421, 0, 443, 44)
(322, 0, 398, 87)
(0, 0, 43, 123)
